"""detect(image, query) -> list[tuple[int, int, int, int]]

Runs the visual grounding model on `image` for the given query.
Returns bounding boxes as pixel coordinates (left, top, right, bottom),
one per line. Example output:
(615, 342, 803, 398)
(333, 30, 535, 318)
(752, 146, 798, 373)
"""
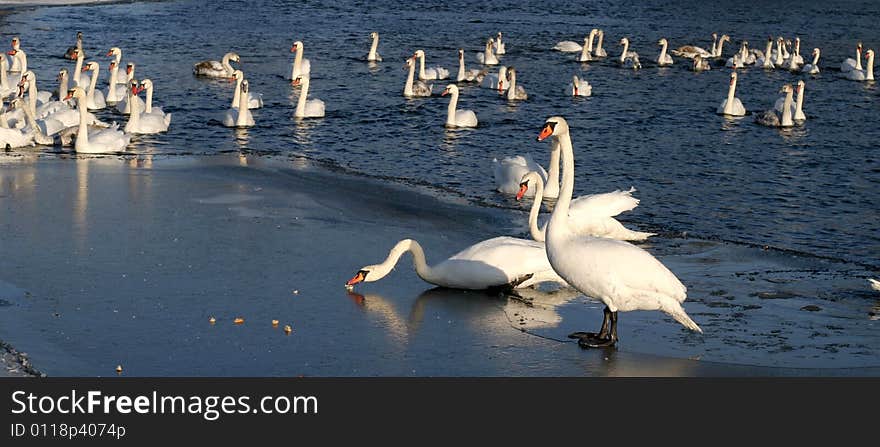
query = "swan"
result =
(618, 37, 639, 66)
(18, 72, 68, 123)
(104, 62, 127, 104)
(870, 279, 880, 292)
(494, 32, 506, 55)
(105, 47, 127, 85)
(755, 84, 794, 127)
(493, 140, 560, 198)
(15, 73, 104, 137)
(0, 57, 15, 98)
(845, 49, 874, 81)
(801, 48, 821, 74)
(578, 30, 598, 62)
(413, 49, 449, 80)
(441, 84, 477, 128)
(289, 41, 311, 80)
(712, 34, 731, 57)
(80, 61, 107, 110)
(841, 42, 863, 73)
(366, 32, 382, 62)
(656, 38, 674, 66)
(403, 56, 432, 97)
(115, 63, 145, 114)
(553, 38, 582, 53)
(457, 49, 486, 83)
(691, 54, 711, 72)
(7, 37, 25, 73)
(193, 52, 239, 78)
(785, 37, 804, 70)
(594, 30, 608, 57)
(292, 75, 325, 118)
(504, 67, 527, 100)
(717, 71, 746, 116)
(517, 171, 654, 242)
(345, 238, 566, 291)
(567, 75, 592, 96)
(124, 81, 171, 134)
(230, 70, 264, 109)
(671, 36, 713, 59)
(774, 80, 806, 121)
(755, 37, 775, 68)
(772, 37, 786, 67)
(476, 38, 499, 65)
(139, 79, 169, 120)
(69, 48, 91, 88)
(64, 87, 131, 154)
(222, 79, 255, 127)
(481, 65, 508, 92)
(537, 116, 702, 348)
(726, 41, 749, 68)
(64, 31, 84, 60)
(2, 98, 53, 147)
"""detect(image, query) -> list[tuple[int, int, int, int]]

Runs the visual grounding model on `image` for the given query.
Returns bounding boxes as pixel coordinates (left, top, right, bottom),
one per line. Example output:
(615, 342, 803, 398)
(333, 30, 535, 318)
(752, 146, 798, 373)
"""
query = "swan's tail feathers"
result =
(164, 113, 172, 127)
(870, 278, 880, 292)
(666, 304, 703, 334)
(488, 273, 534, 293)
(625, 230, 656, 241)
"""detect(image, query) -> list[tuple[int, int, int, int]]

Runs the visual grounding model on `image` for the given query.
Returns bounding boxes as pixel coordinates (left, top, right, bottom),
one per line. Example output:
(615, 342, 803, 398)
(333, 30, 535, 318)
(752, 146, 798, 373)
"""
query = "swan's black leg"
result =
(576, 310, 618, 349)
(568, 306, 612, 345)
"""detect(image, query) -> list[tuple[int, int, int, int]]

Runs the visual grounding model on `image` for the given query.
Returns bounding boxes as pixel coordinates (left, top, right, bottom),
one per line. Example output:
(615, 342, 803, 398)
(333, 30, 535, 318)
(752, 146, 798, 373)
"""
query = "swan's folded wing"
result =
(569, 188, 640, 219)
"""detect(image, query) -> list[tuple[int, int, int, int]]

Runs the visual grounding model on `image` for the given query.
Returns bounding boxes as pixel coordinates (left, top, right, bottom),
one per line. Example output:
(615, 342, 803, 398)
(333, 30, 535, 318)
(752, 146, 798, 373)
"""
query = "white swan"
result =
(594, 30, 608, 57)
(16, 73, 104, 137)
(115, 63, 145, 114)
(0, 98, 52, 148)
(717, 71, 746, 116)
(618, 38, 640, 68)
(366, 32, 382, 62)
(845, 49, 874, 81)
(194, 52, 239, 78)
(441, 84, 477, 128)
(104, 62, 127, 104)
(124, 81, 171, 134)
(403, 56, 432, 97)
(841, 42, 863, 73)
(774, 80, 806, 121)
(493, 141, 560, 198)
(567, 75, 592, 97)
(65, 86, 131, 154)
(504, 67, 527, 100)
(0, 57, 15, 98)
(481, 66, 508, 91)
(64, 31, 84, 60)
(105, 47, 126, 84)
(537, 116, 702, 348)
(801, 48, 821, 74)
(870, 279, 880, 292)
(289, 41, 312, 80)
(230, 70, 263, 109)
(80, 61, 107, 110)
(139, 79, 169, 120)
(691, 54, 711, 72)
(553, 38, 582, 53)
(292, 76, 325, 118)
(517, 171, 654, 242)
(7, 37, 26, 73)
(772, 37, 786, 67)
(578, 30, 598, 62)
(476, 38, 499, 65)
(656, 38, 674, 66)
(671, 36, 713, 59)
(70, 48, 91, 88)
(755, 84, 794, 127)
(494, 32, 506, 55)
(713, 34, 731, 57)
(755, 37, 775, 68)
(222, 79, 255, 127)
(345, 238, 566, 291)
(457, 49, 485, 83)
(17, 72, 65, 121)
(785, 37, 804, 70)
(414, 49, 449, 80)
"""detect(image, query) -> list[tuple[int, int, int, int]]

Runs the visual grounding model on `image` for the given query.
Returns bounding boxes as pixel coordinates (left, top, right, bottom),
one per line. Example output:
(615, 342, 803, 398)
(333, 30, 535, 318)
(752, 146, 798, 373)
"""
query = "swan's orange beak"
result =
(6, 50, 15, 56)
(441, 89, 449, 96)
(292, 78, 301, 87)
(516, 182, 529, 201)
(82, 66, 90, 72)
(346, 271, 366, 286)
(290, 45, 298, 53)
(537, 124, 553, 141)
(105, 50, 113, 56)
(497, 80, 503, 93)
(64, 90, 74, 101)
(126, 66, 133, 74)
(131, 86, 139, 95)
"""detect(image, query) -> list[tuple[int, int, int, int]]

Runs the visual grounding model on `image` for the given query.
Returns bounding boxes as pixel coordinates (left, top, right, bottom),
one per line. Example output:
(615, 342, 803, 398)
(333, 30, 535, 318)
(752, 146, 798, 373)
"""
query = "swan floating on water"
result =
(841, 42, 863, 73)
(230, 70, 263, 109)
(193, 52, 239, 78)
(124, 81, 171, 134)
(476, 38, 499, 65)
(801, 48, 821, 74)
(457, 49, 486, 83)
(414, 49, 449, 80)
(656, 38, 674, 66)
(494, 32, 506, 55)
(504, 67, 527, 100)
(567, 75, 592, 97)
(292, 75, 325, 118)
(289, 41, 311, 80)
(65, 86, 131, 154)
(774, 80, 806, 121)
(403, 56, 432, 97)
(844, 49, 873, 81)
(222, 79, 255, 127)
(366, 32, 382, 62)
(717, 71, 746, 116)
(64, 31, 84, 60)
(441, 84, 477, 128)
(755, 84, 794, 128)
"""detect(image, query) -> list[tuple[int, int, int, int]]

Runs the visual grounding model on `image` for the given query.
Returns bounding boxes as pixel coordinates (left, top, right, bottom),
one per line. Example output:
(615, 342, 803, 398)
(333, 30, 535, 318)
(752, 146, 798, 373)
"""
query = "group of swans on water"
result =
(348, 116, 702, 348)
(0, 33, 171, 151)
(714, 70, 807, 127)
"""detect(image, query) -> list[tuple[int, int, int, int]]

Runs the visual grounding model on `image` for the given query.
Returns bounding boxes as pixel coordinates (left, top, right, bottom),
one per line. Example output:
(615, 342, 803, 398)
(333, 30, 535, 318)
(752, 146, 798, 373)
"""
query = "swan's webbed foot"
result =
(575, 333, 617, 349)
(568, 306, 618, 349)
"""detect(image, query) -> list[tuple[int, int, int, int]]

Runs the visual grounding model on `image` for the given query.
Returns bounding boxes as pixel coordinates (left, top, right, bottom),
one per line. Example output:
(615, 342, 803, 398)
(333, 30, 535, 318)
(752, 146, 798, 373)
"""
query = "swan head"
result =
(231, 69, 244, 80)
(403, 57, 415, 69)
(458, 48, 464, 59)
(106, 47, 121, 57)
(657, 38, 667, 46)
(619, 37, 629, 46)
(413, 49, 425, 59)
(225, 52, 241, 63)
(812, 47, 820, 57)
(83, 61, 99, 72)
(866, 49, 875, 61)
(76, 31, 83, 40)
(516, 171, 543, 201)
(590, 28, 598, 37)
(11, 36, 20, 50)
(370, 31, 378, 40)
(497, 32, 503, 39)
(126, 62, 135, 75)
(537, 116, 568, 141)
(140, 79, 153, 92)
(712, 32, 718, 40)
(129, 79, 143, 97)
(8, 97, 24, 111)
(779, 84, 793, 94)
(441, 84, 459, 96)
(57, 68, 68, 81)
(240, 79, 250, 94)
(64, 86, 87, 101)
(729, 71, 737, 84)
(721, 35, 731, 42)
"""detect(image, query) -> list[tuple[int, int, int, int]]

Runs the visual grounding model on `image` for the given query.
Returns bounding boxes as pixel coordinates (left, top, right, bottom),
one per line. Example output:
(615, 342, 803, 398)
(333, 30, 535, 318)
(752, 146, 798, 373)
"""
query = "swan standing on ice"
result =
(517, 171, 654, 242)
(403, 56, 432, 97)
(413, 49, 449, 80)
(456, 49, 485, 83)
(594, 30, 608, 57)
(193, 52, 240, 78)
(289, 41, 312, 80)
(494, 32, 506, 55)
(366, 32, 382, 62)
(801, 48, 821, 74)
(656, 38, 674, 66)
(345, 238, 566, 291)
(755, 84, 794, 128)
(292, 76, 325, 118)
(441, 84, 477, 128)
(65, 87, 131, 154)
(774, 80, 806, 121)
(537, 116, 702, 348)
(476, 38, 499, 65)
(64, 32, 84, 60)
(717, 71, 746, 116)
(494, 139, 560, 199)
(223, 79, 255, 127)
(230, 70, 263, 109)
(841, 42, 863, 73)
(845, 49, 874, 81)
(504, 67, 527, 100)
(124, 81, 171, 134)
(567, 75, 592, 96)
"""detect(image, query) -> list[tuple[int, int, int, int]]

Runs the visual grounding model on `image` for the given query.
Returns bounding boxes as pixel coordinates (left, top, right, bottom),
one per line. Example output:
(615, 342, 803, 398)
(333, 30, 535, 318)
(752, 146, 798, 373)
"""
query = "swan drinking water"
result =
(193, 52, 240, 78)
(292, 76, 325, 118)
(567, 75, 592, 97)
(517, 171, 654, 242)
(366, 32, 382, 62)
(403, 56, 432, 97)
(289, 41, 312, 80)
(413, 49, 449, 80)
(717, 71, 746, 116)
(345, 238, 566, 291)
(441, 84, 477, 128)
(536, 116, 702, 348)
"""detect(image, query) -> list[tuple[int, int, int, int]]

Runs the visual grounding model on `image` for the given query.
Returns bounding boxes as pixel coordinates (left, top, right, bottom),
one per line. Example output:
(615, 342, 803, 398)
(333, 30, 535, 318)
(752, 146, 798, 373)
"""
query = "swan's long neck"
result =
(125, 89, 141, 132)
(547, 131, 574, 237)
(114, 52, 122, 67)
(25, 77, 37, 116)
(710, 35, 718, 56)
(775, 40, 784, 64)
(620, 40, 629, 63)
(145, 85, 154, 114)
(87, 67, 99, 98)
(371, 239, 438, 284)
(108, 66, 118, 93)
(222, 54, 233, 77)
(587, 32, 596, 51)
(795, 85, 804, 114)
(659, 40, 668, 59)
(579, 40, 591, 60)
(457, 56, 465, 81)
(725, 77, 736, 113)
(58, 74, 68, 101)
(717, 38, 726, 57)
(418, 53, 427, 79)
(763, 40, 773, 66)
(21, 99, 47, 141)
(295, 78, 309, 117)
(73, 54, 84, 85)
(527, 176, 546, 243)
(506, 71, 516, 100)
(76, 96, 89, 149)
(0, 61, 7, 88)
(368, 35, 379, 59)
(544, 141, 561, 198)
(595, 32, 604, 52)
(867, 54, 875, 81)
(484, 41, 494, 61)
(292, 48, 303, 77)
(811, 51, 820, 66)
(781, 90, 793, 126)
(232, 76, 242, 108)
(15, 51, 26, 73)
(404, 62, 415, 96)
(856, 48, 863, 71)
(446, 89, 458, 126)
